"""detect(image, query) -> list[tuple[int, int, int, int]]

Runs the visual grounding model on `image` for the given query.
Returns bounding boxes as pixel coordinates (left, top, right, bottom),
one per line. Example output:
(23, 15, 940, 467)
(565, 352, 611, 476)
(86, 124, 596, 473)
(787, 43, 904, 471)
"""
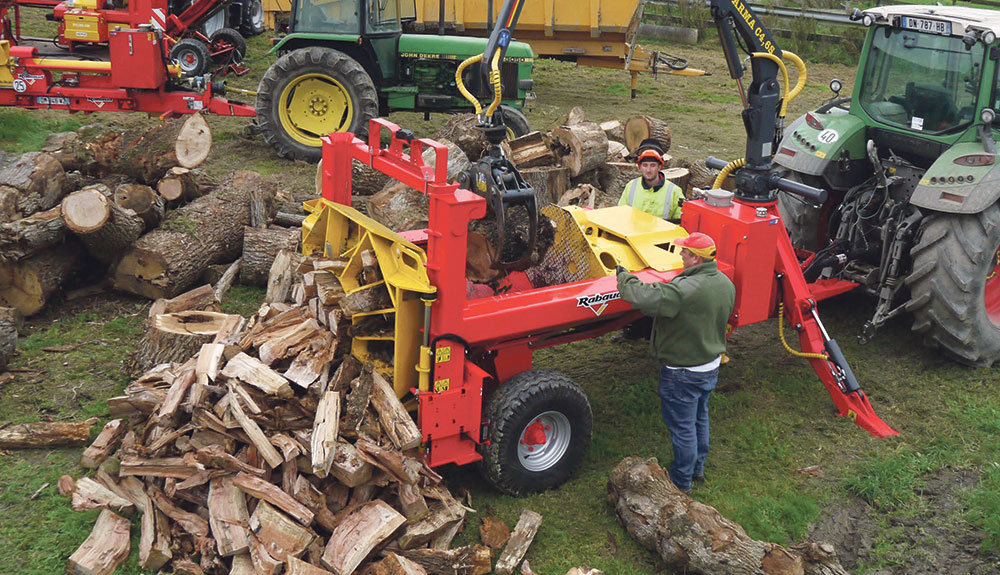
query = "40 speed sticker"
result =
(817, 128, 839, 144)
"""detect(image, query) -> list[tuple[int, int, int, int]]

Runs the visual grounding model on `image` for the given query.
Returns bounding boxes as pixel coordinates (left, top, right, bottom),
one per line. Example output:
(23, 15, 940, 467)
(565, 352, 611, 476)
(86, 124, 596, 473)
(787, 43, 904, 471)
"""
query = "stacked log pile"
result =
(62, 253, 553, 575)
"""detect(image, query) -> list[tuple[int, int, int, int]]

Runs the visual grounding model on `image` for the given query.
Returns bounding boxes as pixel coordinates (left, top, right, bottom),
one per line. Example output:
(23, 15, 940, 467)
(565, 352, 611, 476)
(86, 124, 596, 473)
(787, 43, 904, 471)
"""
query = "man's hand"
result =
(616, 264, 628, 276)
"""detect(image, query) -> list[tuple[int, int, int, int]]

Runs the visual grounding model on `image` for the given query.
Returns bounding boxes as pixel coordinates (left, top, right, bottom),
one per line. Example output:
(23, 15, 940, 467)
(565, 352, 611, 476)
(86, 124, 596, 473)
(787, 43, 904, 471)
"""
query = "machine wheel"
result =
(256, 47, 378, 162)
(241, 0, 266, 36)
(479, 369, 592, 495)
(907, 207, 1000, 366)
(500, 105, 531, 140)
(201, 8, 228, 37)
(170, 38, 212, 77)
(776, 171, 824, 250)
(209, 28, 246, 63)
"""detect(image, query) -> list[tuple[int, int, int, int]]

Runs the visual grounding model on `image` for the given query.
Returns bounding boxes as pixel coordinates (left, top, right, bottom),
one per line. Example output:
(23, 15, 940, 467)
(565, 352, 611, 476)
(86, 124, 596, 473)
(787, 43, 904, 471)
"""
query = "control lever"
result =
(705, 156, 828, 204)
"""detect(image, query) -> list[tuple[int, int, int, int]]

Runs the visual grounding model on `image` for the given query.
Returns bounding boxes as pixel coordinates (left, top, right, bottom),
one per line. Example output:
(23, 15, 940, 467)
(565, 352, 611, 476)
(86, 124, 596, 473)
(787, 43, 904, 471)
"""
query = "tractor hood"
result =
(774, 111, 866, 176)
(397, 34, 534, 61)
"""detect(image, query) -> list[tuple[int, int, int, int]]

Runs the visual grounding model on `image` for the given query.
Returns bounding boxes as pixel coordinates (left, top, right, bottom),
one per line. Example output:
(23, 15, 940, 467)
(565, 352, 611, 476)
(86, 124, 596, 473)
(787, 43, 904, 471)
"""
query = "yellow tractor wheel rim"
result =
(505, 125, 517, 140)
(279, 74, 354, 146)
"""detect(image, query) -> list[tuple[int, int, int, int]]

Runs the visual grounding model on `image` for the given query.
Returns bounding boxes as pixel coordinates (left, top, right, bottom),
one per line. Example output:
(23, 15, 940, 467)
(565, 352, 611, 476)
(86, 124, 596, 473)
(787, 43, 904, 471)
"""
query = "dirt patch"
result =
(810, 468, 1000, 575)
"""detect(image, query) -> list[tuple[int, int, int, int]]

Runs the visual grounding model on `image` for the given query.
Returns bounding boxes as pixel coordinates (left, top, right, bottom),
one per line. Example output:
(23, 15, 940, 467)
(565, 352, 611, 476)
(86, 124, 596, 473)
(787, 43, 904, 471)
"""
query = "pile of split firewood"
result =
(57, 249, 554, 575)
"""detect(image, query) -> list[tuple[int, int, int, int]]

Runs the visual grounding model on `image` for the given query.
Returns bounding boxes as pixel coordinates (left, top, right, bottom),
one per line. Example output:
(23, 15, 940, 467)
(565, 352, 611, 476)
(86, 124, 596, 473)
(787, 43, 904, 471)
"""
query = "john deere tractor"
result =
(255, 0, 534, 162)
(774, 5, 1000, 365)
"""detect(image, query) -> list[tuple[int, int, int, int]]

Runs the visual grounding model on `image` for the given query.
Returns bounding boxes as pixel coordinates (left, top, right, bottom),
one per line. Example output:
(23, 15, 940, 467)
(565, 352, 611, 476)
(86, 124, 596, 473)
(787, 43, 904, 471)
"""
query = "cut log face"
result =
(128, 310, 239, 376)
(248, 500, 317, 561)
(176, 112, 213, 168)
(66, 509, 131, 575)
(62, 187, 112, 233)
(158, 166, 217, 203)
(623, 115, 672, 154)
(62, 185, 145, 264)
(115, 183, 164, 230)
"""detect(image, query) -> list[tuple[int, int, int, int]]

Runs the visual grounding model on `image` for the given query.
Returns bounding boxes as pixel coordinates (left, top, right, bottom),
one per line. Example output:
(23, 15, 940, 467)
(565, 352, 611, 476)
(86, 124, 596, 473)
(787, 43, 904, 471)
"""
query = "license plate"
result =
(901, 16, 952, 36)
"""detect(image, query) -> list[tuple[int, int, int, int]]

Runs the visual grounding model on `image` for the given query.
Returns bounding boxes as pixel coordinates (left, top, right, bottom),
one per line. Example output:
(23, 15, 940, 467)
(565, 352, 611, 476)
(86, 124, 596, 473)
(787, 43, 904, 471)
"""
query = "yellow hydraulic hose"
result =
(782, 51, 807, 104)
(778, 302, 829, 360)
(712, 157, 745, 190)
(455, 53, 484, 115)
(752, 51, 790, 117)
(484, 49, 503, 119)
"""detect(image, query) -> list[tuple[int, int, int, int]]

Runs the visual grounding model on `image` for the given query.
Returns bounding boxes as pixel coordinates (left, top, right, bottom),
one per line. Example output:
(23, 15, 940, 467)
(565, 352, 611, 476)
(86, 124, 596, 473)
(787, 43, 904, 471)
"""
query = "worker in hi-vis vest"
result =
(618, 139, 684, 222)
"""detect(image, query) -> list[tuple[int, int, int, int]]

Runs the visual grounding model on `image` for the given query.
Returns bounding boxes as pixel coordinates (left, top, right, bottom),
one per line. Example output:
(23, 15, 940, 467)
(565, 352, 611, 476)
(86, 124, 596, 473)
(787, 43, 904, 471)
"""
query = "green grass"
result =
(967, 464, 1000, 552)
(0, 110, 82, 153)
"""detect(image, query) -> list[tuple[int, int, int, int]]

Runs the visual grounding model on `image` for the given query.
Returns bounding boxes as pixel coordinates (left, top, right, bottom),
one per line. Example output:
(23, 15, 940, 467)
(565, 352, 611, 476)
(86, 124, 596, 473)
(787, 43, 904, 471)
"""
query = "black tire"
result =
(170, 38, 212, 77)
(241, 0, 265, 37)
(906, 207, 1000, 366)
(500, 104, 531, 140)
(776, 171, 825, 251)
(479, 369, 592, 495)
(209, 27, 246, 63)
(256, 47, 378, 162)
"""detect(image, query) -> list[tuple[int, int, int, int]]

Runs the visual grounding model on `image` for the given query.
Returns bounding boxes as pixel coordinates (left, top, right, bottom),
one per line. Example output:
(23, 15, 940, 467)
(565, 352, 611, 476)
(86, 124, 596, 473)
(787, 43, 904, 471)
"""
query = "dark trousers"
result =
(658, 365, 718, 490)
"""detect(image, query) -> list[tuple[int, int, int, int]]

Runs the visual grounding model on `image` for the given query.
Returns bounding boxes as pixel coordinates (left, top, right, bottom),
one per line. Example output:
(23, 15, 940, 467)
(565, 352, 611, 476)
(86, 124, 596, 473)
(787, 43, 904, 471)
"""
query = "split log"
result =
(119, 455, 196, 478)
(128, 311, 237, 375)
(70, 477, 135, 513)
(0, 238, 82, 316)
(501, 131, 555, 169)
(148, 284, 221, 321)
(62, 185, 144, 263)
(557, 184, 598, 209)
(607, 456, 849, 575)
(321, 500, 406, 575)
(355, 436, 421, 485)
(0, 206, 66, 262)
(662, 167, 691, 195)
(550, 122, 609, 177)
(370, 370, 421, 450)
(0, 151, 68, 219)
(235, 473, 315, 527)
(138, 502, 173, 571)
(288, 556, 336, 575)
(520, 166, 569, 204)
(340, 283, 392, 316)
(0, 306, 20, 370)
(0, 418, 94, 448)
(250, 500, 317, 562)
(396, 496, 466, 550)
(243, 226, 302, 285)
(221, 352, 294, 397)
(311, 390, 341, 478)
(114, 183, 164, 230)
(396, 546, 492, 575)
(291, 476, 338, 532)
(158, 166, 218, 203)
(213, 257, 241, 303)
(66, 509, 131, 575)
(208, 475, 252, 557)
(623, 115, 672, 154)
(147, 482, 210, 537)
(111, 170, 274, 299)
(373, 553, 428, 575)
(599, 120, 624, 143)
(398, 483, 430, 523)
(565, 106, 586, 126)
(479, 517, 511, 549)
(226, 389, 284, 468)
(249, 532, 285, 575)
(81, 419, 126, 468)
(434, 113, 485, 162)
(266, 249, 300, 304)
(93, 114, 213, 184)
(494, 510, 542, 575)
(329, 440, 373, 487)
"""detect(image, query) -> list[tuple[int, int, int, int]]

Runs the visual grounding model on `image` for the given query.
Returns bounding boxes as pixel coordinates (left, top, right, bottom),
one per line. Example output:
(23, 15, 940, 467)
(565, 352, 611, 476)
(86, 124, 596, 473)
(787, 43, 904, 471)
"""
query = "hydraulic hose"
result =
(782, 50, 807, 104)
(455, 53, 484, 115)
(777, 302, 829, 360)
(484, 48, 503, 119)
(751, 51, 789, 117)
(712, 157, 745, 190)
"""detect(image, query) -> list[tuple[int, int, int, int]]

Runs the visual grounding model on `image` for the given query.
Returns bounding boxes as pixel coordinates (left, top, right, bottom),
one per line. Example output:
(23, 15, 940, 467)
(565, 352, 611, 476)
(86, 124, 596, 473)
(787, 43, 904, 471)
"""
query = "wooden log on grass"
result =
(624, 115, 672, 154)
(0, 418, 95, 448)
(62, 185, 145, 263)
(0, 241, 83, 316)
(111, 170, 274, 299)
(242, 226, 302, 285)
(89, 114, 213, 184)
(608, 456, 849, 575)
(0, 206, 66, 262)
(494, 510, 542, 575)
(66, 509, 132, 575)
(127, 310, 239, 375)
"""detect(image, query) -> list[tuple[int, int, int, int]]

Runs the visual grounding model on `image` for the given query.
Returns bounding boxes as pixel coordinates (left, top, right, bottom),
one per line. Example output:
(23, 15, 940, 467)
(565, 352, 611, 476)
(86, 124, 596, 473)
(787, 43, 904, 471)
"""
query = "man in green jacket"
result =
(618, 140, 684, 221)
(616, 232, 735, 492)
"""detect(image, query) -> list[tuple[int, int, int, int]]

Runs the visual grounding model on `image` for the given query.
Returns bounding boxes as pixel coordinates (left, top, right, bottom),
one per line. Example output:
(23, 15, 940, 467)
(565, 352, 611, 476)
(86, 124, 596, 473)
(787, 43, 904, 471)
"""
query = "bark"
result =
(396, 546, 492, 575)
(550, 122, 609, 177)
(607, 457, 849, 575)
(250, 186, 276, 228)
(623, 115, 672, 154)
(42, 131, 92, 173)
(92, 114, 213, 184)
(66, 509, 131, 575)
(0, 151, 68, 220)
(520, 166, 569, 204)
(157, 166, 218, 203)
(111, 170, 274, 299)
(127, 310, 237, 375)
(275, 212, 307, 228)
(62, 185, 145, 264)
(682, 158, 719, 191)
(114, 183, 164, 230)
(0, 206, 66, 262)
(599, 120, 625, 144)
(0, 241, 84, 316)
(0, 418, 95, 448)
(494, 510, 542, 575)
(598, 162, 641, 200)
(434, 113, 486, 162)
(148, 284, 221, 322)
(242, 226, 302, 285)
(0, 306, 18, 370)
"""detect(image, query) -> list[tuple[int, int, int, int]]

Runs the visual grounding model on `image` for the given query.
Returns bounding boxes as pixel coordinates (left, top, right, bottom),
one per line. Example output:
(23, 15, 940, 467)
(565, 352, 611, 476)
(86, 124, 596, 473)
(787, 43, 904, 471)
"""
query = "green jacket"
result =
(617, 261, 735, 367)
(618, 174, 684, 220)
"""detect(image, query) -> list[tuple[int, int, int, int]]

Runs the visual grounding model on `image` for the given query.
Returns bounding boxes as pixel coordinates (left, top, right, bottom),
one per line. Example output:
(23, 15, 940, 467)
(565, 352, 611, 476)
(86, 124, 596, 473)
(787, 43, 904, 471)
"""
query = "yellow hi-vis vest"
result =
(618, 174, 684, 220)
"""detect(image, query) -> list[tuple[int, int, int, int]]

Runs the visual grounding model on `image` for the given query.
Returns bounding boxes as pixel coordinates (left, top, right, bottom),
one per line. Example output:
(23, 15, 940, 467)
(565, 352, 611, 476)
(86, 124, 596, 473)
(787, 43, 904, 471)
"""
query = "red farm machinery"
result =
(300, 117, 897, 495)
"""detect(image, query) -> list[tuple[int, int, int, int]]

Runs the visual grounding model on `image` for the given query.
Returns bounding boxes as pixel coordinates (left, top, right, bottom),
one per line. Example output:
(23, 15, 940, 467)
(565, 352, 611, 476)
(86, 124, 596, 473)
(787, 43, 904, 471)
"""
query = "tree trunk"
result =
(250, 186, 275, 229)
(0, 206, 66, 262)
(501, 131, 555, 169)
(607, 457, 849, 575)
(0, 306, 20, 370)
(520, 166, 569, 204)
(683, 159, 719, 191)
(42, 131, 93, 173)
(62, 185, 145, 264)
(600, 120, 625, 144)
(624, 115, 672, 154)
(90, 114, 213, 184)
(242, 226, 301, 286)
(598, 162, 640, 200)
(434, 113, 486, 162)
(157, 166, 218, 204)
(0, 151, 69, 220)
(127, 310, 237, 375)
(114, 183, 165, 230)
(0, 241, 83, 316)
(0, 418, 95, 448)
(550, 122, 609, 177)
(111, 171, 274, 299)
(274, 212, 306, 228)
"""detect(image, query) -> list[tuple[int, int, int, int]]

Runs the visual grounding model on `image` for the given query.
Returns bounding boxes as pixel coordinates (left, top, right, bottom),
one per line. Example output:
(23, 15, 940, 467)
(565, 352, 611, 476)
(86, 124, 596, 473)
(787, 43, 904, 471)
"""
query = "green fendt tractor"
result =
(774, 5, 1000, 365)
(255, 0, 534, 161)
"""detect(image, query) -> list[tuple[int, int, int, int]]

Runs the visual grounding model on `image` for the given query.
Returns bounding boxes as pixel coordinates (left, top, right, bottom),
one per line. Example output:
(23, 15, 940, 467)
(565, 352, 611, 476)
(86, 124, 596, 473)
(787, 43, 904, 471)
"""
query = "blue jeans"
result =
(658, 365, 718, 490)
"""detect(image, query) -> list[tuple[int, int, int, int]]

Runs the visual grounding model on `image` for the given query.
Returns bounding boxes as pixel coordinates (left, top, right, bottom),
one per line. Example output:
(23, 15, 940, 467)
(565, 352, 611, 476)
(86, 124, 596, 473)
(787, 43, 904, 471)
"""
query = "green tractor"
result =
(256, 0, 534, 161)
(775, 5, 1000, 365)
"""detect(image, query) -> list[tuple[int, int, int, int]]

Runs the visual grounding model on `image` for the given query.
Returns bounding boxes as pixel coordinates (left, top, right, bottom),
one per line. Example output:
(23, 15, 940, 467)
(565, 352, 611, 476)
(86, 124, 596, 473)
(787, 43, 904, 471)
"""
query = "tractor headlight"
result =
(984, 30, 997, 45)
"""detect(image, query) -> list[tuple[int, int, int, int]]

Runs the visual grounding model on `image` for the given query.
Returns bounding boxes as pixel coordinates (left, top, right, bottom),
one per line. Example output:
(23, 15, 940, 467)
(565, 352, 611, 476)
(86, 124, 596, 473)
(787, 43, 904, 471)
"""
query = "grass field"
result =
(2, 9, 1000, 575)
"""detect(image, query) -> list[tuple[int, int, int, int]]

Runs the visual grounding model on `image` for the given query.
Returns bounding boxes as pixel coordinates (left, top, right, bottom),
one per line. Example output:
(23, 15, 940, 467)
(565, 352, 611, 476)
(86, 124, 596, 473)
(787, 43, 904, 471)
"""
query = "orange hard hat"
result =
(636, 148, 664, 166)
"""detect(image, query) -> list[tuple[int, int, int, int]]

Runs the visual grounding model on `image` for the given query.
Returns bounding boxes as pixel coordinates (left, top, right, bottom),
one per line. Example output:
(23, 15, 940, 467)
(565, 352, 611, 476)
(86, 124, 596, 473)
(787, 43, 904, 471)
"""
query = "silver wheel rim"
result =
(176, 48, 201, 74)
(517, 410, 571, 472)
(203, 10, 226, 36)
(250, 0, 263, 28)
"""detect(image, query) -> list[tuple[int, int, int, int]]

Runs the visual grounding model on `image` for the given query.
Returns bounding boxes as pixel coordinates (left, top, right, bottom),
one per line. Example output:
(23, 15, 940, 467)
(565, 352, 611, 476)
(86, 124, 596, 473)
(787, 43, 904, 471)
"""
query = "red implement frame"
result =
(319, 119, 896, 468)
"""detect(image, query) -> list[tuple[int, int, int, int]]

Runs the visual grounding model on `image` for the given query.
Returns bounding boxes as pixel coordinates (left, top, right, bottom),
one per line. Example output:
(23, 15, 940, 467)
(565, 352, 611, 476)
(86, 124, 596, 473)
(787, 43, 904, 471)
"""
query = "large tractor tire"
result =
(240, 0, 265, 36)
(479, 369, 592, 495)
(256, 47, 378, 162)
(499, 105, 531, 140)
(906, 206, 1000, 366)
(776, 171, 825, 251)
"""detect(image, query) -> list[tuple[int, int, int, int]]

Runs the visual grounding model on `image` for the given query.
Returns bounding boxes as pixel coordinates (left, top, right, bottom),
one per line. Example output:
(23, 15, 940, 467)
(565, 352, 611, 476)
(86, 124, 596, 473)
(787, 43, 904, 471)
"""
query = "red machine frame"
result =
(319, 118, 897, 469)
